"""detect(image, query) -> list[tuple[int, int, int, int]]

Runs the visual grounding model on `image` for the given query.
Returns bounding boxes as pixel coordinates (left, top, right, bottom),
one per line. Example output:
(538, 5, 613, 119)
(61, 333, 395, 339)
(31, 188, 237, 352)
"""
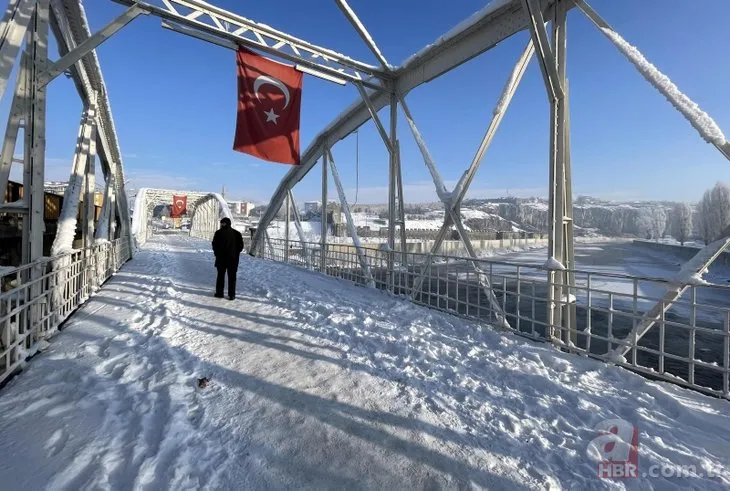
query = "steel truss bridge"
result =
(1, 0, 729, 397)
(131, 188, 232, 245)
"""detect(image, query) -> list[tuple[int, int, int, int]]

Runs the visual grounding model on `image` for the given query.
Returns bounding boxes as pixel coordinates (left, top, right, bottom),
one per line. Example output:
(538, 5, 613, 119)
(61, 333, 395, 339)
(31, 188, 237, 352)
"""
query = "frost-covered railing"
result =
(0, 239, 131, 385)
(259, 238, 730, 399)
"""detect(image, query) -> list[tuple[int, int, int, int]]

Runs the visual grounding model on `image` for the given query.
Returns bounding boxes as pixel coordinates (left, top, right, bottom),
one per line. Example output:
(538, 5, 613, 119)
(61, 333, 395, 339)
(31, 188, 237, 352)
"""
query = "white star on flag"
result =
(264, 108, 279, 124)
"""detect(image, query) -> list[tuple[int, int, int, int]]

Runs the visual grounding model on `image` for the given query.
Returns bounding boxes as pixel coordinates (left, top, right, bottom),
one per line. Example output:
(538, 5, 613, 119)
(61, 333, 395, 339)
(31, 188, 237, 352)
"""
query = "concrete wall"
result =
(322, 237, 549, 256)
(403, 237, 549, 254)
(632, 240, 730, 266)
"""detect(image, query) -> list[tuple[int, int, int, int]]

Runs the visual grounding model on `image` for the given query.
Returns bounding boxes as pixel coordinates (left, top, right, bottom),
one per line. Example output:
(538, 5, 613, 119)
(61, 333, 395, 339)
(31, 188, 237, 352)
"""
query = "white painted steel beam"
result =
(287, 189, 312, 269)
(335, 0, 391, 70)
(611, 238, 730, 361)
(252, 0, 555, 253)
(326, 147, 375, 287)
(398, 95, 449, 202)
(0, 42, 29, 200)
(284, 190, 290, 262)
(83, 116, 97, 248)
(573, 0, 730, 163)
(520, 0, 563, 101)
(0, 0, 34, 102)
(320, 150, 328, 273)
(111, 0, 387, 88)
(51, 100, 97, 256)
(95, 172, 114, 241)
(398, 93, 510, 329)
(354, 82, 393, 153)
(27, 0, 50, 265)
(409, 40, 534, 298)
(38, 4, 145, 87)
(49, 0, 134, 253)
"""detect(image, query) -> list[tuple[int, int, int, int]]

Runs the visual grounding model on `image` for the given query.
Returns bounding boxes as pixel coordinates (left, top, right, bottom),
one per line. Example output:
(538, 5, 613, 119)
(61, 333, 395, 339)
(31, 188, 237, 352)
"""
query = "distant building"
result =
(228, 201, 256, 217)
(241, 201, 255, 216)
(304, 201, 320, 214)
(44, 181, 68, 196)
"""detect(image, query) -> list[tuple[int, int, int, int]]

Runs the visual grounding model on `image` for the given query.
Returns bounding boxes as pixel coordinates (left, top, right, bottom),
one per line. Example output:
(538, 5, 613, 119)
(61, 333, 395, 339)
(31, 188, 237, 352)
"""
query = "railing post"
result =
(722, 311, 730, 399)
(607, 292, 614, 353)
(320, 151, 328, 273)
(284, 191, 290, 263)
(585, 273, 592, 353)
(27, 0, 49, 345)
(689, 286, 697, 386)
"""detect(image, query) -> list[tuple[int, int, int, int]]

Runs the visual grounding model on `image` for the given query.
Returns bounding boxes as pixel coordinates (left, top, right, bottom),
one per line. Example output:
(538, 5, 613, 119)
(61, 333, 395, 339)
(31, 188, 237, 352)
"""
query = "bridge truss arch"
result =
(1, 0, 729, 395)
(188, 193, 233, 240)
(131, 188, 218, 245)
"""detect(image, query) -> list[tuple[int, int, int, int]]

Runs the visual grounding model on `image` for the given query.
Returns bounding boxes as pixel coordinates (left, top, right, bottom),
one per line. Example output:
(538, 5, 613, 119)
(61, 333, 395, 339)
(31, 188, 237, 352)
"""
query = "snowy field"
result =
(0, 233, 729, 489)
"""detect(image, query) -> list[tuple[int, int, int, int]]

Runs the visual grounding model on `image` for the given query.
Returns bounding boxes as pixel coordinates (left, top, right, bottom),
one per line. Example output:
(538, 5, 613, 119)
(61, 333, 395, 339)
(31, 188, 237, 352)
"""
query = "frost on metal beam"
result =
(252, 0, 538, 253)
(335, 0, 391, 70)
(610, 237, 730, 361)
(0, 0, 35, 101)
(520, 0, 563, 101)
(111, 0, 387, 87)
(326, 148, 375, 287)
(574, 0, 730, 160)
(50, 0, 134, 252)
(38, 4, 146, 87)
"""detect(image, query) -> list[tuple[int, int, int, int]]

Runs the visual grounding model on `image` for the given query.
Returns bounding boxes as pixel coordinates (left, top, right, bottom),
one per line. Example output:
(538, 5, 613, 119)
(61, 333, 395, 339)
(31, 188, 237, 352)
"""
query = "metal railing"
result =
(259, 237, 730, 399)
(0, 239, 131, 385)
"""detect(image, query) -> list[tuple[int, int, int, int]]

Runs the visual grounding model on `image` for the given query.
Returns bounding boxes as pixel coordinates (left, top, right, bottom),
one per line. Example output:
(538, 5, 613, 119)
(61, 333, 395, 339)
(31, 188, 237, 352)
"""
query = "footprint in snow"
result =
(44, 428, 68, 457)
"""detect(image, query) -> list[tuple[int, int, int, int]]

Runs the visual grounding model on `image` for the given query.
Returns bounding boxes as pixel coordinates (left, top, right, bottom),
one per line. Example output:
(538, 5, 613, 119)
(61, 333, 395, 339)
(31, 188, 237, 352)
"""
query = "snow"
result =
(544, 256, 566, 270)
(130, 188, 149, 238)
(459, 208, 490, 220)
(1, 233, 730, 489)
(601, 27, 727, 147)
(674, 237, 730, 285)
(683, 272, 710, 286)
(52, 169, 85, 255)
(336, 0, 392, 70)
(401, 0, 514, 67)
(526, 201, 549, 212)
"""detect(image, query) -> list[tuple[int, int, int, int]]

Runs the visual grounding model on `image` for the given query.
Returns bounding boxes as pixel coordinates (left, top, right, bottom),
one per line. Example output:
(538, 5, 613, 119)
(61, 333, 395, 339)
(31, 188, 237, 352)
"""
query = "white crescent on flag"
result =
(253, 75, 291, 109)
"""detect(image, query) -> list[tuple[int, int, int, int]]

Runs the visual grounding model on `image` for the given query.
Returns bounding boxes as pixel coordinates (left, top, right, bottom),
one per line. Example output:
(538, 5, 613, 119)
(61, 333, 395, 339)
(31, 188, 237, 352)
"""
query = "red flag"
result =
(233, 47, 303, 165)
(171, 195, 187, 218)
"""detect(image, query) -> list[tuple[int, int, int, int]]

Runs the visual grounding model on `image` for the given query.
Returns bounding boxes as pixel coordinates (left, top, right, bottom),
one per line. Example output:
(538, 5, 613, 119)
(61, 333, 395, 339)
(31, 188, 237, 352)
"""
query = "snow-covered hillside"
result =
(0, 234, 728, 489)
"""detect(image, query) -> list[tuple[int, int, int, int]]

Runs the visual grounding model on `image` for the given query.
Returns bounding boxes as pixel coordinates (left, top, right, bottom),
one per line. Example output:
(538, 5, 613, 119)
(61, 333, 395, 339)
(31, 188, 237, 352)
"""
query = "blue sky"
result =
(16, 0, 730, 204)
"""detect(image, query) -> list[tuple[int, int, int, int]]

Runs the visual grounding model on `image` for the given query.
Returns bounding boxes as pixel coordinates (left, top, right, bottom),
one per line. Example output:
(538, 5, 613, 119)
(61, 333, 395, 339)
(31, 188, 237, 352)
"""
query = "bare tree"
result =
(635, 209, 653, 239)
(698, 189, 713, 244)
(670, 202, 692, 246)
(711, 182, 730, 238)
(650, 207, 667, 241)
(698, 182, 730, 243)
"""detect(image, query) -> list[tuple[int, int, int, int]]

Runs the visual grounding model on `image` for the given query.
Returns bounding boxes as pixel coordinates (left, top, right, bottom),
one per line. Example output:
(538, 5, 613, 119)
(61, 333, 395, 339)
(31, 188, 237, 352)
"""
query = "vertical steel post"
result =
(0, 46, 29, 198)
(387, 91, 397, 291)
(689, 286, 696, 386)
(27, 0, 48, 262)
(83, 122, 97, 248)
(547, 0, 574, 343)
(394, 140, 407, 265)
(320, 151, 328, 273)
(25, 0, 49, 343)
(722, 312, 730, 399)
(284, 190, 290, 263)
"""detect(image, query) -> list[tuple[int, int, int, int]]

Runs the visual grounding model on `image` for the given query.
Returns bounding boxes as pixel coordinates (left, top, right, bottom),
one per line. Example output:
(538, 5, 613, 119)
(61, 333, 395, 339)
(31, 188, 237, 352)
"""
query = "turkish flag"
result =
(233, 47, 303, 165)
(171, 195, 187, 218)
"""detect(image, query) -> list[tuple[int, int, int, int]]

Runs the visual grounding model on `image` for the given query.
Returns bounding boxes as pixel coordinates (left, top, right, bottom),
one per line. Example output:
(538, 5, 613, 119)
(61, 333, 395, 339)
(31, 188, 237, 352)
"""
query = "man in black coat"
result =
(212, 217, 244, 300)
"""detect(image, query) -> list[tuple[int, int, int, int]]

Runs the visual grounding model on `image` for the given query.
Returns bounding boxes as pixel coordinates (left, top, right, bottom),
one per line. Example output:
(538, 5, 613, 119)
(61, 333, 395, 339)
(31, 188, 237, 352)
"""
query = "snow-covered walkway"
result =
(0, 234, 728, 490)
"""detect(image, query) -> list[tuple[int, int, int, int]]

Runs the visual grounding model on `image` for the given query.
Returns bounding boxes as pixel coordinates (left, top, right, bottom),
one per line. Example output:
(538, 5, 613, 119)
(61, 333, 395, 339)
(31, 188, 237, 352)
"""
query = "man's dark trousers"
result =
(216, 265, 237, 299)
